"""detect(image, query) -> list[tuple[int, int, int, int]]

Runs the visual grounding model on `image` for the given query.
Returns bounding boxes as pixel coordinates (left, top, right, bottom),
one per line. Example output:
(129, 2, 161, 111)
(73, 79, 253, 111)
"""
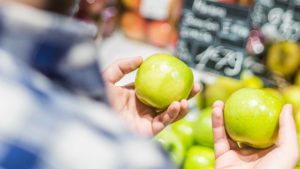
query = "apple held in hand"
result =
(224, 88, 284, 149)
(135, 54, 194, 110)
(194, 108, 214, 148)
(183, 146, 215, 169)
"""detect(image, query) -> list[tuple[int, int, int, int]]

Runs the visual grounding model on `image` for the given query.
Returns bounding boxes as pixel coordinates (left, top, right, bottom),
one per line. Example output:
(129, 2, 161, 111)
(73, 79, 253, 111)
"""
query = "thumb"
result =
(102, 56, 143, 84)
(278, 104, 298, 151)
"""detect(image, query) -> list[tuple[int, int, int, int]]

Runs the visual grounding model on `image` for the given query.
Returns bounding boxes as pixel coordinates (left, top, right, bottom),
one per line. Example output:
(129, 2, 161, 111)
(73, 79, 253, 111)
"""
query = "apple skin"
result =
(294, 109, 300, 134)
(135, 53, 194, 110)
(241, 71, 263, 89)
(171, 118, 194, 149)
(224, 88, 284, 149)
(155, 129, 185, 166)
(205, 77, 243, 107)
(121, 12, 146, 41)
(194, 108, 214, 148)
(296, 71, 300, 86)
(282, 86, 300, 111)
(267, 41, 300, 77)
(263, 88, 285, 103)
(183, 146, 215, 169)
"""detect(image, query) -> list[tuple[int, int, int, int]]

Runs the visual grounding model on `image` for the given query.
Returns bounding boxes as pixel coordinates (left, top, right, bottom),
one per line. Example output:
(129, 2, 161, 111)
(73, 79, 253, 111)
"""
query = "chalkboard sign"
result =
(177, 0, 252, 79)
(252, 0, 300, 41)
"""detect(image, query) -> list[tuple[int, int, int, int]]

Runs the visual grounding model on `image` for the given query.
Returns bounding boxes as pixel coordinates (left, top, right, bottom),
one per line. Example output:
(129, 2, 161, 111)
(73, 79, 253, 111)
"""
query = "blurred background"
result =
(89, 0, 300, 168)
(1, 0, 300, 168)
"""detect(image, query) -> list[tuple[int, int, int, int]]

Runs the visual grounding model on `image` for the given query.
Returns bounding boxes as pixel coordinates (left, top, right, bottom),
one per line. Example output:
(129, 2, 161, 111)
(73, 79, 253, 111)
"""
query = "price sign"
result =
(252, 0, 300, 41)
(177, 0, 251, 79)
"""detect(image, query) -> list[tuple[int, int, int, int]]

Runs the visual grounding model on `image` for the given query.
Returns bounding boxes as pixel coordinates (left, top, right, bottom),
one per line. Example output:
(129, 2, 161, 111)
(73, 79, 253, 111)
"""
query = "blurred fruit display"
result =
(177, 0, 300, 86)
(156, 0, 300, 167)
(119, 0, 182, 49)
(75, 0, 119, 38)
(266, 41, 300, 77)
(250, 0, 300, 85)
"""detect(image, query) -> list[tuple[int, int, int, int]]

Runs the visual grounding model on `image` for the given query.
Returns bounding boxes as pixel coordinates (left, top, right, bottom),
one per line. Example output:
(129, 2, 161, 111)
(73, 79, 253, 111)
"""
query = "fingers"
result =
(188, 83, 201, 99)
(212, 100, 231, 158)
(102, 56, 143, 84)
(278, 105, 299, 154)
(173, 83, 201, 122)
(152, 102, 181, 135)
(173, 99, 189, 122)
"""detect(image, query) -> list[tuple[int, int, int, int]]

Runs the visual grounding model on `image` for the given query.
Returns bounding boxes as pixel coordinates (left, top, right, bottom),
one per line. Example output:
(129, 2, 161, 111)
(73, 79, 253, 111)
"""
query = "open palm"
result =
(103, 56, 200, 136)
(212, 101, 299, 169)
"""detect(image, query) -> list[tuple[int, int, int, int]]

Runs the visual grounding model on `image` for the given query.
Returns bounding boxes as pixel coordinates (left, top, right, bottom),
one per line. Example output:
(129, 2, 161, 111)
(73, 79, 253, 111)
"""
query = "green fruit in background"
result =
(225, 88, 284, 149)
(241, 71, 264, 89)
(296, 71, 300, 86)
(267, 41, 300, 77)
(282, 86, 300, 111)
(204, 83, 229, 107)
(171, 118, 194, 149)
(183, 146, 215, 169)
(135, 53, 194, 110)
(216, 76, 244, 94)
(294, 109, 300, 134)
(195, 92, 205, 110)
(194, 108, 214, 148)
(155, 129, 185, 166)
(263, 88, 285, 103)
(205, 76, 243, 107)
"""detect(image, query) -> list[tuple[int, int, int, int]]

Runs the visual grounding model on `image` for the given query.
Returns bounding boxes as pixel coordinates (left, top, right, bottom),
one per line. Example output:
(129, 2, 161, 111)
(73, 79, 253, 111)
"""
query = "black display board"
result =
(177, 0, 252, 79)
(177, 0, 300, 85)
(252, 0, 300, 41)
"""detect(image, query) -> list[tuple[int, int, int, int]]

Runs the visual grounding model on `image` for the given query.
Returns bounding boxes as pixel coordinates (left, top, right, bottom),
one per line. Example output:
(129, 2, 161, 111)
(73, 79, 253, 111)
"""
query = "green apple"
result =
(155, 129, 185, 166)
(216, 76, 243, 94)
(241, 71, 264, 89)
(135, 53, 194, 110)
(204, 83, 229, 107)
(171, 118, 194, 149)
(295, 71, 300, 86)
(183, 146, 215, 169)
(294, 109, 300, 134)
(263, 88, 285, 103)
(195, 92, 205, 110)
(194, 108, 214, 148)
(282, 86, 300, 111)
(224, 88, 284, 149)
(267, 41, 300, 77)
(205, 76, 243, 107)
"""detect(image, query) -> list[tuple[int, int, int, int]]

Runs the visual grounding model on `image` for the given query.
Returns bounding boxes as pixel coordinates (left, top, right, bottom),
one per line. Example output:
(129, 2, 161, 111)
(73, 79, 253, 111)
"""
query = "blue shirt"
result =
(0, 4, 174, 169)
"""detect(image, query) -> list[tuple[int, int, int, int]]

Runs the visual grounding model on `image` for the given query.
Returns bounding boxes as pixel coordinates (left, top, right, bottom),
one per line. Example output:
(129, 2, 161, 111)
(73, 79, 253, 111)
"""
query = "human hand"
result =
(102, 56, 200, 137)
(212, 101, 299, 169)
